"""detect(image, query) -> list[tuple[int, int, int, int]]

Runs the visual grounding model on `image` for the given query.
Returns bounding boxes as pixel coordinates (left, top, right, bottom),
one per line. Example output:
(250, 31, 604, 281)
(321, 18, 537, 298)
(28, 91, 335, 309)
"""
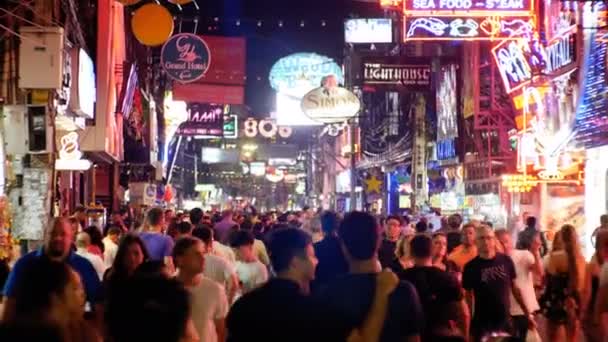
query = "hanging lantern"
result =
(131, 4, 174, 46)
(116, 0, 141, 5)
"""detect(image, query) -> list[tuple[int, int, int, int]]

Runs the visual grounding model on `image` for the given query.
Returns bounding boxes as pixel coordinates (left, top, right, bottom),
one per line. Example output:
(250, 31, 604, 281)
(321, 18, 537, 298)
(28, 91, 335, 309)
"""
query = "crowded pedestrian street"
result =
(1, 0, 608, 341)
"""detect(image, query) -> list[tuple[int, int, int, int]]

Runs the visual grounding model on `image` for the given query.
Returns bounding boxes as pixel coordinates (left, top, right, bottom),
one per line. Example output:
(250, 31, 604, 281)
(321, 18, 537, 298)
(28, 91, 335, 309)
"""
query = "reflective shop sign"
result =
(301, 86, 360, 124)
(161, 33, 211, 83)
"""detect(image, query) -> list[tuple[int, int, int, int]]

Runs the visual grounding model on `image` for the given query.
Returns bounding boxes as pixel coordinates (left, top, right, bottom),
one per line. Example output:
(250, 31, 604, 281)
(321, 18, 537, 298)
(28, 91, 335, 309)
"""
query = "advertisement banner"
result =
(176, 103, 225, 137)
(172, 83, 245, 104)
(195, 35, 246, 86)
(362, 58, 431, 91)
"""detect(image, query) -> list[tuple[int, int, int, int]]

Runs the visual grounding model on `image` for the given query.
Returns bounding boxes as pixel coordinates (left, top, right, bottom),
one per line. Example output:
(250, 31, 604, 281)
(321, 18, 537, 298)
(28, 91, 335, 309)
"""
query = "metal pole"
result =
(350, 119, 357, 211)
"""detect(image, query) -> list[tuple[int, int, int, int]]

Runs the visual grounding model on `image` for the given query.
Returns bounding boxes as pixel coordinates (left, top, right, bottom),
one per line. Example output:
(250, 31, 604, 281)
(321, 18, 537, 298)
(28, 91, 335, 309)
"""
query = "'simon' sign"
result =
(363, 59, 431, 90)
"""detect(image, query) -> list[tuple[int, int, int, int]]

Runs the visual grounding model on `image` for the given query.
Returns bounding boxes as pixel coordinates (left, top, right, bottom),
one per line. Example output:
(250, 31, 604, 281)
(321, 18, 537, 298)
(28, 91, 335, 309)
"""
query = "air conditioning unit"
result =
(19, 26, 64, 89)
(2, 105, 28, 155)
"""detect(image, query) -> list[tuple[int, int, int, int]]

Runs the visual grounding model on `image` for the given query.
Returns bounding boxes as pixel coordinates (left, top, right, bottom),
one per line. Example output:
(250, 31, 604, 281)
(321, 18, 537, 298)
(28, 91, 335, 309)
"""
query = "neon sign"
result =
(404, 0, 533, 14)
(405, 16, 534, 41)
(55, 132, 92, 171)
(544, 28, 576, 75)
(492, 39, 533, 93)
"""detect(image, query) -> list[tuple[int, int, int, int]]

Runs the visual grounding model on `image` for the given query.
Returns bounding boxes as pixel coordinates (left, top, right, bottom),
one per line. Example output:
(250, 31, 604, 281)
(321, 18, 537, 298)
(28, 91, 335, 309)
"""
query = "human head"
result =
(339, 212, 379, 262)
(522, 211, 530, 221)
(495, 229, 513, 254)
(462, 223, 476, 247)
(73, 205, 87, 222)
(173, 237, 205, 276)
(409, 235, 433, 260)
(67, 217, 80, 236)
(475, 225, 496, 258)
(320, 211, 339, 235)
(526, 216, 537, 229)
(192, 226, 213, 251)
(230, 230, 255, 261)
(176, 222, 193, 238)
(431, 232, 448, 259)
(44, 217, 74, 261)
(112, 234, 149, 276)
(106, 275, 191, 342)
(269, 228, 317, 285)
(595, 229, 608, 265)
(75, 232, 91, 249)
(83, 226, 103, 251)
(146, 208, 165, 230)
(415, 220, 428, 234)
(107, 226, 122, 244)
(447, 214, 462, 230)
(385, 215, 402, 240)
(601, 214, 608, 227)
(164, 209, 175, 223)
(189, 208, 204, 226)
(395, 235, 412, 259)
(13, 258, 85, 320)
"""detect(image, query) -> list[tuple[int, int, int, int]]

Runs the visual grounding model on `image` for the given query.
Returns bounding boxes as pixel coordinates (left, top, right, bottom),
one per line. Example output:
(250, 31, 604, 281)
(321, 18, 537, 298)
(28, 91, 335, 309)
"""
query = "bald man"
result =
(76, 232, 106, 280)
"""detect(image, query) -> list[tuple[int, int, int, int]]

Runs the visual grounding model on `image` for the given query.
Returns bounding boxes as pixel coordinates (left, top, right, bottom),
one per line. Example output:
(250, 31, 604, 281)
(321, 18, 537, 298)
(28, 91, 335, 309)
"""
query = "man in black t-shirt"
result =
(319, 212, 423, 342)
(400, 235, 469, 340)
(463, 225, 535, 342)
(378, 215, 402, 269)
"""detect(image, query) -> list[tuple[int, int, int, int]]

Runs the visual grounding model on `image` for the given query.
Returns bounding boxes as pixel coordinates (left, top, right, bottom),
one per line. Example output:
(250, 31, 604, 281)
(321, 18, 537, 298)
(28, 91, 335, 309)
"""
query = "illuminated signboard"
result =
(363, 58, 431, 90)
(269, 53, 343, 94)
(491, 39, 534, 93)
(345, 19, 393, 44)
(404, 16, 534, 41)
(544, 27, 576, 75)
(404, 0, 533, 15)
(492, 28, 576, 93)
(177, 103, 225, 137)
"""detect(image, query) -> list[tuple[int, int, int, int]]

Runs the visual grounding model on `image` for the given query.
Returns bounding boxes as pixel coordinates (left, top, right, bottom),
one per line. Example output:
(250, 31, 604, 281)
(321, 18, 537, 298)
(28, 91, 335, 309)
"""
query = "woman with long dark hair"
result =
(431, 232, 461, 279)
(540, 224, 586, 342)
(9, 258, 100, 341)
(103, 234, 150, 290)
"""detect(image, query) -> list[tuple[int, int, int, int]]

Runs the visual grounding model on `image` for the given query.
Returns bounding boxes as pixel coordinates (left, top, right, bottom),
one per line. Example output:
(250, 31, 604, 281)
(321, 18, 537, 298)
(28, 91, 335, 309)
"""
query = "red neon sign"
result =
(404, 16, 535, 41)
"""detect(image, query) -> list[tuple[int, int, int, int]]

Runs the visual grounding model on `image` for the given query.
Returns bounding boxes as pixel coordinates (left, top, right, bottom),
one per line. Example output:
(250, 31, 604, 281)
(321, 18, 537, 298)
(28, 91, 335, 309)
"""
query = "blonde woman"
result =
(540, 224, 586, 342)
(388, 235, 414, 273)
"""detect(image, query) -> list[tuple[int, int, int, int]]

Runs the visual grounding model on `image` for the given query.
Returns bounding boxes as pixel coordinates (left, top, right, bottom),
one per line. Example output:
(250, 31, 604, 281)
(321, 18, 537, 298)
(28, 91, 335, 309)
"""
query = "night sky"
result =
(175, 0, 382, 115)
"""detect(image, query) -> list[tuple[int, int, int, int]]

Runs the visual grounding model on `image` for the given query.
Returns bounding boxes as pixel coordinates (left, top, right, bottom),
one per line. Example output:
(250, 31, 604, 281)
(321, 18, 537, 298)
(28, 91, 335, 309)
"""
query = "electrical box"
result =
(19, 26, 64, 89)
(2, 105, 28, 155)
(27, 105, 53, 154)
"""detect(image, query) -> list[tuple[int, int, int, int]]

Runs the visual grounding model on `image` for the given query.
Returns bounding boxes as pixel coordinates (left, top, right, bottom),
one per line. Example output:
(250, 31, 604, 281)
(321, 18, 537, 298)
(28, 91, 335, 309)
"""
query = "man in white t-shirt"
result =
(75, 232, 106, 280)
(192, 226, 239, 304)
(102, 226, 121, 268)
(174, 236, 229, 342)
(496, 229, 543, 341)
(231, 230, 268, 294)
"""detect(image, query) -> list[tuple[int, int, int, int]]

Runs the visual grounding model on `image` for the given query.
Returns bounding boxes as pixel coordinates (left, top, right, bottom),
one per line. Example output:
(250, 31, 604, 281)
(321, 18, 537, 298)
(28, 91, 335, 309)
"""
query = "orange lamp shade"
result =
(116, 0, 141, 5)
(131, 4, 174, 46)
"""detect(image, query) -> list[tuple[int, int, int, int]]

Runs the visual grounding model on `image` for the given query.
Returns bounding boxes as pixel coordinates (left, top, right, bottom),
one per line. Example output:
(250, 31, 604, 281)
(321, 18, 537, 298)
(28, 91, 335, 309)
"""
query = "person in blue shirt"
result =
(1, 217, 103, 323)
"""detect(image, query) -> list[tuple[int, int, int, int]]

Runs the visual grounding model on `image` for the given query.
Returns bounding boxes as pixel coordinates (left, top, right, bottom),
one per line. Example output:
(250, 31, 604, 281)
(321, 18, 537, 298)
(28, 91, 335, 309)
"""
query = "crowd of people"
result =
(0, 205, 607, 342)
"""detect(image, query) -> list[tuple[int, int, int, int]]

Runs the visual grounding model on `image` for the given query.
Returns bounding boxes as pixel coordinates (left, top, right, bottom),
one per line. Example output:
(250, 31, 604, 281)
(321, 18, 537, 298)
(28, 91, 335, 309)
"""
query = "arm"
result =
(511, 282, 536, 328)
(0, 296, 16, 323)
(347, 270, 399, 342)
(447, 299, 470, 340)
(465, 290, 474, 319)
(215, 318, 226, 342)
